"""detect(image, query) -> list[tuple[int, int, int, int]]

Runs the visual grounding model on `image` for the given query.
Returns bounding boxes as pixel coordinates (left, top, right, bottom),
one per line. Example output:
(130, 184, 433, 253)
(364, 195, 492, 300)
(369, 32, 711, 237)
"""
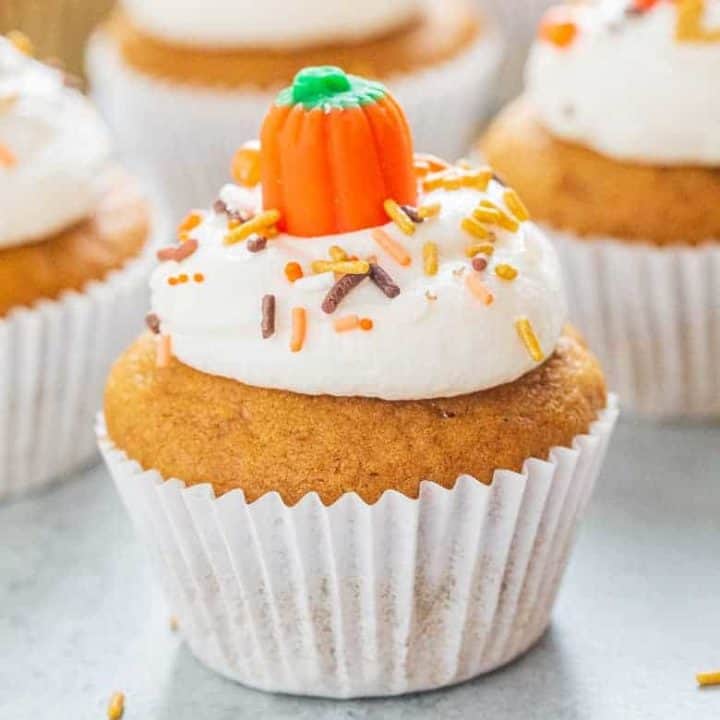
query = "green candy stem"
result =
(276, 66, 387, 110)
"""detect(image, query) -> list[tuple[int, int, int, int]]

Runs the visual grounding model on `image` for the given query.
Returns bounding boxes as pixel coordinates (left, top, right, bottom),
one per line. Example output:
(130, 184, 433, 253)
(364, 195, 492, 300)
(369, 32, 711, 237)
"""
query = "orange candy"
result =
(284, 261, 304, 283)
(231, 140, 261, 187)
(539, 8, 578, 48)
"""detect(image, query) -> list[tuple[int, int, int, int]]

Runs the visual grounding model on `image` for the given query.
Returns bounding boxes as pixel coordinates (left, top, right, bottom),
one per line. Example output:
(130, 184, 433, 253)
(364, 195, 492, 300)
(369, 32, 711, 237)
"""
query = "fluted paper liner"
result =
(97, 397, 617, 698)
(0, 251, 155, 500)
(86, 26, 503, 218)
(551, 228, 720, 418)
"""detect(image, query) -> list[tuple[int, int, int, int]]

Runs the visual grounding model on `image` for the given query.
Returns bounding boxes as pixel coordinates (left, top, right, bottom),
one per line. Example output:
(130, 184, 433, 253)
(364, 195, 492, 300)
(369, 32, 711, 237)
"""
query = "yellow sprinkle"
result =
(329, 245, 348, 262)
(495, 263, 519, 281)
(697, 671, 720, 687)
(461, 216, 492, 240)
(515, 317, 544, 362)
(465, 243, 495, 258)
(503, 188, 530, 222)
(418, 202, 442, 220)
(472, 206, 501, 224)
(7, 30, 34, 56)
(225, 209, 280, 244)
(462, 168, 493, 191)
(423, 242, 438, 277)
(107, 692, 125, 720)
(384, 199, 415, 235)
(422, 171, 447, 193)
(441, 173, 463, 190)
(311, 259, 369, 275)
(479, 200, 520, 232)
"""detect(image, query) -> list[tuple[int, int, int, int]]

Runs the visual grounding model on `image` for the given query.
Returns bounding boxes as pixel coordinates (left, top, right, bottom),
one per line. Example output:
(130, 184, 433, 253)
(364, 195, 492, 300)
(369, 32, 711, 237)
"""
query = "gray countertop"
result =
(1, 416, 719, 719)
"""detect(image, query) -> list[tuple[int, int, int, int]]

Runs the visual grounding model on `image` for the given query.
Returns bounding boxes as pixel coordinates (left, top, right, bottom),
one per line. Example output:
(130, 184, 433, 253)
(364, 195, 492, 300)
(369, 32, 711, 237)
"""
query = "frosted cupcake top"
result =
(120, 0, 422, 50)
(0, 36, 111, 249)
(149, 68, 566, 400)
(526, 0, 720, 165)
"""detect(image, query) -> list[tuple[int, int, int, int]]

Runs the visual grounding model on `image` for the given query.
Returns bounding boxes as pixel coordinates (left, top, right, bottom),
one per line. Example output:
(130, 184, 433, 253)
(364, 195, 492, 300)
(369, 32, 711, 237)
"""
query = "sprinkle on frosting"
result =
(290, 307, 307, 352)
(371, 228, 411, 267)
(461, 217, 492, 240)
(471, 256, 489, 272)
(466, 242, 495, 258)
(262, 295, 276, 338)
(321, 272, 369, 314)
(312, 259, 370, 275)
(417, 202, 442, 219)
(285, 262, 304, 283)
(503, 189, 530, 222)
(334, 314, 360, 333)
(423, 242, 439, 276)
(384, 199, 416, 235)
(368, 262, 401, 298)
(225, 210, 280, 245)
(515, 317, 545, 362)
(539, 7, 578, 48)
(495, 264, 519, 281)
(157, 238, 199, 263)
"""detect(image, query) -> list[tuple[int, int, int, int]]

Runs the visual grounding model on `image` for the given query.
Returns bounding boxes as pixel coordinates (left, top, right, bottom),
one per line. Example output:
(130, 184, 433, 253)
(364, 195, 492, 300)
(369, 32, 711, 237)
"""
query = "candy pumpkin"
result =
(261, 66, 418, 237)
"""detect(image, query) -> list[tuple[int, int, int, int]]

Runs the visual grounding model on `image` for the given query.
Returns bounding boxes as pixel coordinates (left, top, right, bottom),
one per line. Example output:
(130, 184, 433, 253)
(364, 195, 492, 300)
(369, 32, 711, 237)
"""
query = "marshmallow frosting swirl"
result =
(0, 39, 111, 249)
(526, 0, 720, 165)
(151, 179, 566, 400)
(121, 0, 422, 50)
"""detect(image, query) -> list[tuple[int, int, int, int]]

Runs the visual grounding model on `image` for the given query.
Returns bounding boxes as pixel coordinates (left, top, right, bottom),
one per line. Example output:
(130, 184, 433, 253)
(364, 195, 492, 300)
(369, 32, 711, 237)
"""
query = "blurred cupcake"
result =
(482, 0, 720, 417)
(86, 0, 503, 217)
(1, 0, 113, 78)
(98, 67, 616, 697)
(0, 36, 158, 499)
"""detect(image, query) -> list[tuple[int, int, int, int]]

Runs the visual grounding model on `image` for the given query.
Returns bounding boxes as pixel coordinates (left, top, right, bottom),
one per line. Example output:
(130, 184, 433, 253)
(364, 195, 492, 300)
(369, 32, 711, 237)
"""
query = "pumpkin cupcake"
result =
(482, 0, 720, 417)
(0, 36, 158, 499)
(98, 67, 617, 698)
(86, 0, 503, 217)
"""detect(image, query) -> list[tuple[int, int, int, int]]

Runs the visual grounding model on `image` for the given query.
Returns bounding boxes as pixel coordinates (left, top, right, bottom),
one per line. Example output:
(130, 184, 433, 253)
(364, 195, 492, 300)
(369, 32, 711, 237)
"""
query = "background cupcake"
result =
(482, 0, 720, 418)
(86, 0, 503, 217)
(0, 0, 113, 78)
(98, 68, 616, 697)
(0, 36, 158, 499)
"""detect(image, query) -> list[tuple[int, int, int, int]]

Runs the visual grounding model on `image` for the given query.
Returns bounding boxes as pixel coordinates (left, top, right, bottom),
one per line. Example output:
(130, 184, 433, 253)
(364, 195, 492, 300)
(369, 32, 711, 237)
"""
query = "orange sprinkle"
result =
(177, 211, 202, 240)
(414, 153, 450, 174)
(371, 228, 411, 267)
(0, 143, 16, 167)
(230, 139, 261, 187)
(359, 318, 374, 331)
(178, 274, 189, 284)
(225, 209, 281, 245)
(465, 242, 495, 258)
(503, 188, 530, 222)
(465, 274, 494, 306)
(539, 8, 578, 48)
(285, 262, 304, 283)
(423, 242, 439, 277)
(333, 314, 359, 333)
(329, 245, 348, 262)
(168, 277, 178, 286)
(290, 307, 307, 353)
(472, 206, 501, 224)
(156, 335, 172, 368)
(193, 273, 205, 283)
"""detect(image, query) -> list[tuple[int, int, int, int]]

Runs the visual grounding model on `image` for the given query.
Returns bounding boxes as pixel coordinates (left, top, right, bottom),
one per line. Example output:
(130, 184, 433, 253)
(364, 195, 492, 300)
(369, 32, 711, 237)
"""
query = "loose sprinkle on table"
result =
(262, 294, 276, 338)
(539, 8, 578, 48)
(334, 314, 359, 332)
(384, 199, 416, 235)
(461, 217, 492, 240)
(371, 228, 411, 267)
(176, 211, 202, 240)
(225, 209, 280, 244)
(503, 188, 530, 222)
(231, 140, 261, 187)
(284, 262, 304, 283)
(515, 317, 544, 361)
(423, 242, 438, 276)
(107, 691, 125, 720)
(156, 335, 172, 368)
(465, 274, 494, 305)
(290, 307, 307, 352)
(495, 263, 519, 281)
(246, 235, 267, 253)
(145, 313, 160, 334)
(368, 262, 401, 298)
(697, 671, 720, 687)
(0, 143, 16, 167)
(321, 273, 368, 314)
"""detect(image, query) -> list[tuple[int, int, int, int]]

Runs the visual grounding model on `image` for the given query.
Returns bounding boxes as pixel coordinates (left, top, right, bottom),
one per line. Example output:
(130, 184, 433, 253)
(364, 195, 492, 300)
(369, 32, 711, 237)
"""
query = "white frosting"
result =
(0, 39, 111, 249)
(151, 180, 566, 400)
(121, 0, 422, 50)
(526, 0, 720, 165)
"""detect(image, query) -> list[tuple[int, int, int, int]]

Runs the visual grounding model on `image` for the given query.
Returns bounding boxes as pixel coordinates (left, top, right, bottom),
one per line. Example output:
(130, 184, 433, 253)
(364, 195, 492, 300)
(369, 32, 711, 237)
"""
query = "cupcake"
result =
(97, 67, 617, 698)
(482, 0, 720, 418)
(0, 37, 158, 499)
(86, 0, 503, 217)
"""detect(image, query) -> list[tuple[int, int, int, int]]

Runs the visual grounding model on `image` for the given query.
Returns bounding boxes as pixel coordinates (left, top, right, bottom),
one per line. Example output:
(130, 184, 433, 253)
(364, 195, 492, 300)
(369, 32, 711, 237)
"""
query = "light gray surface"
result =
(1, 417, 719, 719)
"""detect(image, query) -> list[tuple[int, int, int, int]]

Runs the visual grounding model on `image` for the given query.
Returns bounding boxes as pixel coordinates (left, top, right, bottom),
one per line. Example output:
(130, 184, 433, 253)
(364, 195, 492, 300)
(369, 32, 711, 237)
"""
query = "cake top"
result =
(148, 68, 566, 401)
(120, 0, 422, 50)
(0, 35, 111, 249)
(526, 0, 720, 165)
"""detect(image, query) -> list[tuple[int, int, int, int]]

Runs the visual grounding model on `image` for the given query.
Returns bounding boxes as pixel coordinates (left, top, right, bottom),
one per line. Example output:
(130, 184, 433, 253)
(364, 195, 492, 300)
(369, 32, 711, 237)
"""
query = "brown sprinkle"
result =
(246, 235, 267, 253)
(368, 263, 401, 299)
(261, 294, 276, 339)
(400, 204, 423, 223)
(471, 256, 488, 272)
(321, 273, 368, 314)
(145, 313, 161, 335)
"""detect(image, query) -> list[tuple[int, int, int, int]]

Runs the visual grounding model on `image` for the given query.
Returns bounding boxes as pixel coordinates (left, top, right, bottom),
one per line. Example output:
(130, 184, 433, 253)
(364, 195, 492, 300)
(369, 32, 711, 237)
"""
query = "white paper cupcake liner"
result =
(477, 0, 555, 106)
(86, 25, 503, 219)
(550, 229, 720, 418)
(0, 247, 156, 501)
(97, 396, 617, 698)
